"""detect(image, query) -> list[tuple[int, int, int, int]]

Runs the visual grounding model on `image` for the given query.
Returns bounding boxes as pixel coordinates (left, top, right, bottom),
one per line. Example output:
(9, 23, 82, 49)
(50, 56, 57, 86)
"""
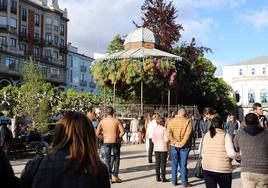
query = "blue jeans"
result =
(103, 143, 121, 177)
(170, 146, 190, 185)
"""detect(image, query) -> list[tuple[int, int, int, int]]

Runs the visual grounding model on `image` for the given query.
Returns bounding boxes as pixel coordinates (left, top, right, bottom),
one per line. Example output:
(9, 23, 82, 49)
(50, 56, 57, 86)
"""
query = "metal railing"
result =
(92, 104, 200, 118)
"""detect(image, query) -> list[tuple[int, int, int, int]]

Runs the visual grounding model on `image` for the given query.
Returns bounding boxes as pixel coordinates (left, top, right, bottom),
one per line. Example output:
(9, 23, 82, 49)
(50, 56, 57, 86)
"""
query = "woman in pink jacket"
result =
(152, 116, 169, 182)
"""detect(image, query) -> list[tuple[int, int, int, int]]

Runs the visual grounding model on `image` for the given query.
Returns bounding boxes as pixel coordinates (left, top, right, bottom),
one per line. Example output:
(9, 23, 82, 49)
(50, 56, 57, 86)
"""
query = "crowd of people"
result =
(0, 102, 267, 188)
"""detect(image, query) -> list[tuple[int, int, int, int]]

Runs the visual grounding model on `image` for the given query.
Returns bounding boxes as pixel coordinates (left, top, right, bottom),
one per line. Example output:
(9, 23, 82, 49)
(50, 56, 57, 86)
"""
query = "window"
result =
(34, 30, 39, 40)
(0, 16, 7, 26)
(54, 35, 58, 45)
(45, 33, 52, 42)
(5, 57, 18, 71)
(54, 19, 59, 31)
(9, 18, 17, 28)
(34, 14, 40, 26)
(19, 43, 27, 54)
(251, 68, 255, 75)
(60, 24, 64, 35)
(239, 69, 243, 76)
(80, 73, 85, 81)
(60, 39, 64, 47)
(0, 36, 7, 46)
(45, 49, 51, 58)
(10, 38, 16, 47)
(39, 65, 47, 77)
(45, 17, 52, 24)
(50, 67, 60, 79)
(33, 47, 40, 57)
(263, 67, 266, 75)
(53, 50, 58, 59)
(69, 55, 73, 67)
(70, 70, 73, 82)
(260, 89, 268, 103)
(20, 25, 27, 36)
(10, 0, 17, 14)
(21, 8, 27, 21)
(0, 0, 7, 8)
(248, 90, 255, 104)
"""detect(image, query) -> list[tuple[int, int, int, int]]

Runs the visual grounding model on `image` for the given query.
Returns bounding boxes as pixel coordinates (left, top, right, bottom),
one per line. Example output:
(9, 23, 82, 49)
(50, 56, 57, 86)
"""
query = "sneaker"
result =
(112, 175, 123, 183)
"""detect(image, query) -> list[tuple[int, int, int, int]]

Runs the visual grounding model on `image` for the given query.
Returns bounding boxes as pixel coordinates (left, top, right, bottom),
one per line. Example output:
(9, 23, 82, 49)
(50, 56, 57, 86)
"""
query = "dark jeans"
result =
(103, 143, 121, 177)
(155, 151, 168, 180)
(148, 138, 154, 163)
(203, 170, 232, 188)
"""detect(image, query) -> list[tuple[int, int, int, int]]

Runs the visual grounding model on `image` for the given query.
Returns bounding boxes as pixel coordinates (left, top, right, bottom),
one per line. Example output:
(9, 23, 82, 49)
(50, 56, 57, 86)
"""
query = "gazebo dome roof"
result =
(124, 27, 159, 46)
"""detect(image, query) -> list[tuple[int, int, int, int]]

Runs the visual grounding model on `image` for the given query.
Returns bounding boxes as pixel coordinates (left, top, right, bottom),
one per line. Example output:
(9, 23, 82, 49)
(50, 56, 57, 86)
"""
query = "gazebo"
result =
(93, 27, 182, 115)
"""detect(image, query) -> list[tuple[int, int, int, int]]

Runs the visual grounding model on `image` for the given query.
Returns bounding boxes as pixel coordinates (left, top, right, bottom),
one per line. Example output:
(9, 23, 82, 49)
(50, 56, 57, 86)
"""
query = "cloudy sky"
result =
(59, 0, 268, 75)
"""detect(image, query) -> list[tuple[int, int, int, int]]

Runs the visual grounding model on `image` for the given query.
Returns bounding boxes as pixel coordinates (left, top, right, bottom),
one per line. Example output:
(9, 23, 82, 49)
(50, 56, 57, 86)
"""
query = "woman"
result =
(0, 148, 21, 187)
(202, 115, 240, 188)
(21, 112, 110, 188)
(152, 116, 169, 182)
(225, 114, 240, 137)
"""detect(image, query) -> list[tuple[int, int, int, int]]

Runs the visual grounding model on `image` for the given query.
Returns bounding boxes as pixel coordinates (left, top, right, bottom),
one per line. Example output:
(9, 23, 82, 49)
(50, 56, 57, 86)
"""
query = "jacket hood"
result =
(243, 125, 264, 136)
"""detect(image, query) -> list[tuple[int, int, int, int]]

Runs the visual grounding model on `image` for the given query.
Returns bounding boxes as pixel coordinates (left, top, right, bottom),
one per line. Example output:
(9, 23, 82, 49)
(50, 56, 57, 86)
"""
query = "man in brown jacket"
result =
(167, 108, 192, 187)
(96, 107, 125, 183)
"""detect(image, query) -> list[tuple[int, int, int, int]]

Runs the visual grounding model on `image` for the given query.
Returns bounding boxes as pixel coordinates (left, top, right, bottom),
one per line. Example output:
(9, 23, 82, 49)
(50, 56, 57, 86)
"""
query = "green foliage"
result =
(37, 99, 49, 135)
(0, 85, 18, 117)
(57, 88, 103, 113)
(107, 34, 124, 54)
(14, 59, 51, 128)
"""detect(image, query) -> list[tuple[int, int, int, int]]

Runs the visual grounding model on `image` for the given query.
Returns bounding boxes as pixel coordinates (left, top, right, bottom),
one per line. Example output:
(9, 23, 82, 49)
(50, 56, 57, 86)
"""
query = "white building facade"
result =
(66, 44, 97, 93)
(223, 56, 268, 115)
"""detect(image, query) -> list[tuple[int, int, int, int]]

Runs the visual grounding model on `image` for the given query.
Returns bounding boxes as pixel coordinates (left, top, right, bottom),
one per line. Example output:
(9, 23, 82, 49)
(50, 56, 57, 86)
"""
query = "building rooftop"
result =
(124, 27, 159, 46)
(230, 56, 268, 66)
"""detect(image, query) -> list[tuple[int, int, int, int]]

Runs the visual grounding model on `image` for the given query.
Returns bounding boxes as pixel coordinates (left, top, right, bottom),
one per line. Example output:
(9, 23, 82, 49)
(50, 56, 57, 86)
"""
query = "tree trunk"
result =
(113, 83, 116, 108)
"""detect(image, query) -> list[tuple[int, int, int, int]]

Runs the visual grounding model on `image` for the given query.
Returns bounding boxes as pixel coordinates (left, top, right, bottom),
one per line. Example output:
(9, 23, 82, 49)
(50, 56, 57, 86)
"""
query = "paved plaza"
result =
(11, 142, 242, 188)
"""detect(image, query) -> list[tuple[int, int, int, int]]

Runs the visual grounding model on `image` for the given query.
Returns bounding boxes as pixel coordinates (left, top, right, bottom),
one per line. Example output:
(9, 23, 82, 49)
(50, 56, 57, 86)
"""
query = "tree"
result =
(15, 58, 51, 128)
(173, 42, 236, 115)
(138, 0, 183, 51)
(107, 34, 124, 54)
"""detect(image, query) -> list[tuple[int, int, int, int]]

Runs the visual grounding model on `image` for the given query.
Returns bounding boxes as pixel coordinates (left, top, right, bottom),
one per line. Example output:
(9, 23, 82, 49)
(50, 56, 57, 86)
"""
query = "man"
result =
(167, 108, 192, 187)
(234, 113, 268, 188)
(130, 116, 139, 144)
(253, 102, 268, 129)
(96, 107, 125, 183)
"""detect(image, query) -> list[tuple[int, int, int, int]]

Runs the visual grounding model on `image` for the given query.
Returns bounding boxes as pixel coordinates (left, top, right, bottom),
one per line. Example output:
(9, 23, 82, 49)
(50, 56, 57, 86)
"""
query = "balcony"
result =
(80, 65, 87, 72)
(33, 37, 41, 45)
(45, 24, 52, 31)
(0, 61, 22, 76)
(0, 45, 24, 56)
(88, 81, 96, 88)
(45, 40, 53, 46)
(80, 80, 87, 87)
(19, 32, 28, 41)
(8, 26, 17, 35)
(43, 56, 52, 62)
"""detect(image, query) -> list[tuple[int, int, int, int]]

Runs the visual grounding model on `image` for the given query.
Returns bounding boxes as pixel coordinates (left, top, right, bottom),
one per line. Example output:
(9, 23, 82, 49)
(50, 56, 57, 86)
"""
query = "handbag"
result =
(194, 137, 204, 179)
(194, 157, 203, 179)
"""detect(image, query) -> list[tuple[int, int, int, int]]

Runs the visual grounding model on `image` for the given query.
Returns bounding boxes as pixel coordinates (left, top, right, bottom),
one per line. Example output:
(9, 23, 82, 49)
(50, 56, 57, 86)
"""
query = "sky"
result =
(59, 0, 268, 75)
